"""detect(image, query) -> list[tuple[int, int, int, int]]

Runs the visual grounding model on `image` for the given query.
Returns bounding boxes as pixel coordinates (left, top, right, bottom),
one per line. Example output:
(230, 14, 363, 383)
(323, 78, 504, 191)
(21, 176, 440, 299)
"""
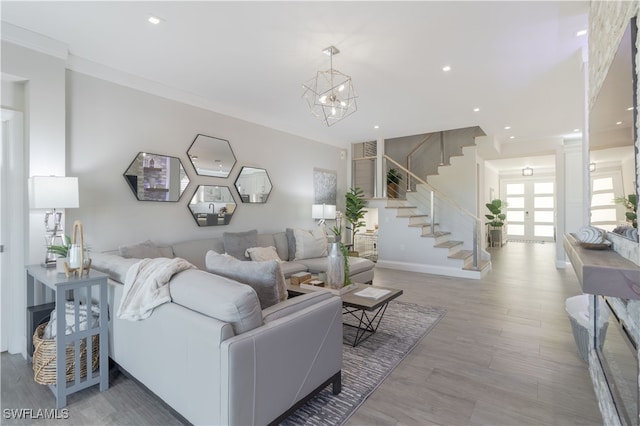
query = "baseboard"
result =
(375, 260, 482, 280)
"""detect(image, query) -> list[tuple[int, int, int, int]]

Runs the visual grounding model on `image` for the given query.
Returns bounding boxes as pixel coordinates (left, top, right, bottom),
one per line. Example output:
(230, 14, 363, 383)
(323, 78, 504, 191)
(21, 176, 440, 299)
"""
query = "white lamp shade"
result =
(312, 204, 337, 219)
(29, 176, 79, 209)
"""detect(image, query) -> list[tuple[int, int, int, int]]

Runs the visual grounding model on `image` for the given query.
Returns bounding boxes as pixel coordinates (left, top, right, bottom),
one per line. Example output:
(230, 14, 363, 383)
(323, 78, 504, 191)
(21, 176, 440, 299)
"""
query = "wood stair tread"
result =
(434, 240, 463, 249)
(448, 249, 473, 259)
(462, 259, 491, 272)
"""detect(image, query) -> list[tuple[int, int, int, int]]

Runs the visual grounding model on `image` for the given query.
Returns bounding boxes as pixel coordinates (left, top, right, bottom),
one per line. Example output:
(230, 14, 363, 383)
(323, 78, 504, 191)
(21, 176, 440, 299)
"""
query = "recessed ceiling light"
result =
(442, 65, 451, 72)
(148, 15, 162, 25)
(576, 29, 587, 37)
(473, 107, 480, 112)
(627, 106, 634, 111)
(616, 121, 623, 125)
(573, 128, 580, 132)
(374, 125, 380, 129)
(509, 136, 515, 139)
(504, 126, 511, 130)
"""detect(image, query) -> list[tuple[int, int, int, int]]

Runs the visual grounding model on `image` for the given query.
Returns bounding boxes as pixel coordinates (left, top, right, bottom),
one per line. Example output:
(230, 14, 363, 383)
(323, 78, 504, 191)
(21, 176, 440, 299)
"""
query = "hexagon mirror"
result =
(188, 185, 237, 226)
(187, 134, 236, 178)
(124, 152, 189, 202)
(235, 167, 272, 203)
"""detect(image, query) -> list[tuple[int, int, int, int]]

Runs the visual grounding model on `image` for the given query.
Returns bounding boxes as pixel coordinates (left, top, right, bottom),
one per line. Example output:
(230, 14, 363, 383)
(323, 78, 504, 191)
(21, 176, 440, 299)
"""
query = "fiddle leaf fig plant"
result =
(485, 199, 506, 228)
(345, 187, 367, 244)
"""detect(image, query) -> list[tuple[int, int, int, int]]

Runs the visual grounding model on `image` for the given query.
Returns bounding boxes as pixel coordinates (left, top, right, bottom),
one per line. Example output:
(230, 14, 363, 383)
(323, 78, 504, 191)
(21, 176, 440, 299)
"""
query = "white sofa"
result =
(92, 231, 349, 425)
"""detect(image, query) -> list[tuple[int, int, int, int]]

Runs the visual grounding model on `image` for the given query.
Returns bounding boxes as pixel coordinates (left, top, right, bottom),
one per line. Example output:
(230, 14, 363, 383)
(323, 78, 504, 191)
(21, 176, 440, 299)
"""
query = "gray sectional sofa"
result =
(92, 229, 375, 425)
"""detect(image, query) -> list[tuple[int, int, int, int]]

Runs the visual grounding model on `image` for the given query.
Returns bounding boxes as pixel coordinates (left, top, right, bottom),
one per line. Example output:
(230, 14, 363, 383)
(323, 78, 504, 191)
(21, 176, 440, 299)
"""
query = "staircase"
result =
(372, 126, 490, 279)
(385, 195, 491, 277)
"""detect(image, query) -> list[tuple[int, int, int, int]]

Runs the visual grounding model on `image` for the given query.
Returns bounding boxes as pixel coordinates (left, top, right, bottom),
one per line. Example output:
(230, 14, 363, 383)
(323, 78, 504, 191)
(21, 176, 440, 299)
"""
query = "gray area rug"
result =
(281, 301, 447, 426)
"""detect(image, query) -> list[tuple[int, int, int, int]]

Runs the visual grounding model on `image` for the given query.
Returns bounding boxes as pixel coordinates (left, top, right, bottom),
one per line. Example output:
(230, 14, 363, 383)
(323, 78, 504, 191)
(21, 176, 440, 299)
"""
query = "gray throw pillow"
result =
(205, 251, 287, 309)
(223, 229, 258, 260)
(119, 240, 174, 259)
(285, 228, 296, 261)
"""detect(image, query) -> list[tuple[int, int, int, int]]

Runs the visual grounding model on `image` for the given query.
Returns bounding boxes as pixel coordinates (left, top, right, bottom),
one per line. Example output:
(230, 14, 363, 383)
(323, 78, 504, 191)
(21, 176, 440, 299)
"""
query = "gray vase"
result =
(326, 242, 345, 289)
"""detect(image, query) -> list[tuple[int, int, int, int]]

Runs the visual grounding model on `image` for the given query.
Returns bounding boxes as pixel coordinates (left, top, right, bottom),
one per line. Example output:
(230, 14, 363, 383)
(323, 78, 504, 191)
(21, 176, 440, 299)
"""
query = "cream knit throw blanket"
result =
(117, 257, 195, 321)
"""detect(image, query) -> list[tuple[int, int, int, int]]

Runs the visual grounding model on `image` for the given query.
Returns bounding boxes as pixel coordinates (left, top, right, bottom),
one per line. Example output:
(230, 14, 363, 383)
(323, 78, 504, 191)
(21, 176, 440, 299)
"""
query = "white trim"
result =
(1, 108, 26, 358)
(376, 260, 484, 280)
(1, 22, 68, 60)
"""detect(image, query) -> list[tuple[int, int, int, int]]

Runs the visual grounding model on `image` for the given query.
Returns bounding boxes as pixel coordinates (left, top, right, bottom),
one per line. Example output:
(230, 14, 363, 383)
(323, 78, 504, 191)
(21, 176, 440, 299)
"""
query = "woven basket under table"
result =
(32, 322, 99, 385)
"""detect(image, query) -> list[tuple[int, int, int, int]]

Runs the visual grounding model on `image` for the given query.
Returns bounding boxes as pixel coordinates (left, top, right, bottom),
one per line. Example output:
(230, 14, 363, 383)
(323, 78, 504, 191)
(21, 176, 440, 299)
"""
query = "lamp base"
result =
(40, 261, 56, 269)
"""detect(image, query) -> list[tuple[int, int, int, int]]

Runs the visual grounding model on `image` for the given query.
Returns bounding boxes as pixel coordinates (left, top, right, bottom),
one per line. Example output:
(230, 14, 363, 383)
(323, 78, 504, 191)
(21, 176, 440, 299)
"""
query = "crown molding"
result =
(1, 21, 68, 60)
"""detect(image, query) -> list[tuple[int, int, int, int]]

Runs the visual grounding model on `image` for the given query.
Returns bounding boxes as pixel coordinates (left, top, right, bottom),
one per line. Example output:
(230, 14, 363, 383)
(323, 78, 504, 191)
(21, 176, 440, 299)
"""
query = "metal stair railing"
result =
(384, 154, 482, 269)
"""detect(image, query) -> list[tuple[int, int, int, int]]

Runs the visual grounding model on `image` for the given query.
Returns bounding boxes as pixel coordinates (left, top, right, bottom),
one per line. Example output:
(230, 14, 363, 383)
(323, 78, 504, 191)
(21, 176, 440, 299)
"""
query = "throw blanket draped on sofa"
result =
(117, 257, 195, 321)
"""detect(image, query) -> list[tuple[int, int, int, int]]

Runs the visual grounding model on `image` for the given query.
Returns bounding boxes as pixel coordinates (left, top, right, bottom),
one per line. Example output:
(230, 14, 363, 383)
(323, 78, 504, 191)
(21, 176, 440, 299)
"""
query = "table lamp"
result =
(28, 176, 79, 267)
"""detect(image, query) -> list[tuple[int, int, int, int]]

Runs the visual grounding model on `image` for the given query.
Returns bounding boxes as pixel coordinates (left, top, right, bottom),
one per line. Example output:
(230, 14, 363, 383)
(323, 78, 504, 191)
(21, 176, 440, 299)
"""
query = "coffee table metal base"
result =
(343, 302, 390, 347)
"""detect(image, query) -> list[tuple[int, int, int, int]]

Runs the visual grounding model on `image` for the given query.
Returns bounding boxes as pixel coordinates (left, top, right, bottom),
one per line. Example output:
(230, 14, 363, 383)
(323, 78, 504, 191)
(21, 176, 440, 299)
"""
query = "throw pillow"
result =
(119, 240, 174, 259)
(223, 229, 258, 260)
(205, 251, 287, 309)
(293, 227, 328, 260)
(285, 228, 296, 261)
(245, 246, 282, 262)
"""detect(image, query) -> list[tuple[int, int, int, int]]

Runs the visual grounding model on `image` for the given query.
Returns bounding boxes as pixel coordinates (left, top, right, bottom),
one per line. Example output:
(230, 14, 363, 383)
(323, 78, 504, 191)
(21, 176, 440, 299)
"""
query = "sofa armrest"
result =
(220, 295, 342, 426)
(261, 291, 332, 323)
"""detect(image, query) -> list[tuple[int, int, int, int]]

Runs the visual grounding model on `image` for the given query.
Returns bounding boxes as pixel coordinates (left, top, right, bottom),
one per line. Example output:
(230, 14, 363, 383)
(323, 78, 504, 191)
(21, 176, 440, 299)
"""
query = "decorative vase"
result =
(326, 242, 345, 289)
(68, 244, 83, 268)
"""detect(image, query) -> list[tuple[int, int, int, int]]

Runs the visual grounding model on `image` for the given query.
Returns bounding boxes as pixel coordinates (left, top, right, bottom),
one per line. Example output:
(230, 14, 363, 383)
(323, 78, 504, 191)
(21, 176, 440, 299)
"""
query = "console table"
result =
(26, 265, 109, 408)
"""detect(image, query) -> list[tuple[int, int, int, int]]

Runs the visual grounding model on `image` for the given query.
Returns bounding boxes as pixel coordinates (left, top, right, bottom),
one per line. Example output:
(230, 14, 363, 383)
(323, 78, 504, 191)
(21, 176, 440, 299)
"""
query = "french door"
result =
(503, 179, 555, 242)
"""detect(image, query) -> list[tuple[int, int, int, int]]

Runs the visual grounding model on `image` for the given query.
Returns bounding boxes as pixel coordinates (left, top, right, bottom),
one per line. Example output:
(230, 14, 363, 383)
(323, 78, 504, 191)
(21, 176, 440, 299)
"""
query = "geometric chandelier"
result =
(302, 45, 358, 127)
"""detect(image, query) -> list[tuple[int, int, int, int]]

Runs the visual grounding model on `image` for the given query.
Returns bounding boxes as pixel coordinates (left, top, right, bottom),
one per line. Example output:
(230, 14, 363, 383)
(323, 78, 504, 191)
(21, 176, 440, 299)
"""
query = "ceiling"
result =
(1, 1, 589, 155)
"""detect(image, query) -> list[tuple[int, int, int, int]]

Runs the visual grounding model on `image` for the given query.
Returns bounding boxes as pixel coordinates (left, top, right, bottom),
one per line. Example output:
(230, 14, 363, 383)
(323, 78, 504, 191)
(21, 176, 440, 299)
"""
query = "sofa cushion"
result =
(293, 227, 328, 260)
(279, 261, 309, 278)
(170, 269, 262, 335)
(223, 229, 258, 260)
(297, 256, 375, 276)
(205, 251, 287, 309)
(172, 238, 223, 270)
(245, 246, 281, 262)
(119, 240, 174, 259)
(91, 252, 140, 283)
(273, 232, 289, 261)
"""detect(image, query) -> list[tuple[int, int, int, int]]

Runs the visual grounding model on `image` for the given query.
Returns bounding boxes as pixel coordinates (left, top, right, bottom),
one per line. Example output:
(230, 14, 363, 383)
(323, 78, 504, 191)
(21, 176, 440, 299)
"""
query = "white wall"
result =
(1, 39, 67, 357)
(65, 71, 347, 251)
(428, 146, 477, 215)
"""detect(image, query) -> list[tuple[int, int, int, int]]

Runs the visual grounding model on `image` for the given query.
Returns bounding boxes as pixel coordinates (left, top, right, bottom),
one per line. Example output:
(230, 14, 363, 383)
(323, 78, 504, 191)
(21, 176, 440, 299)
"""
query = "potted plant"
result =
(345, 187, 367, 256)
(386, 168, 402, 199)
(614, 194, 637, 228)
(47, 235, 71, 272)
(485, 199, 506, 247)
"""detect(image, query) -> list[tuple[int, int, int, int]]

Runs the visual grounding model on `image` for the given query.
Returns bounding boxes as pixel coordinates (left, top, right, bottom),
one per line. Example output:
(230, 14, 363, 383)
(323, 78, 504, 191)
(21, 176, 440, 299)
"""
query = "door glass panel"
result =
(592, 177, 613, 192)
(508, 224, 525, 235)
(534, 196, 554, 209)
(591, 192, 615, 207)
(535, 211, 554, 223)
(506, 183, 524, 195)
(591, 209, 617, 223)
(507, 211, 525, 222)
(534, 225, 555, 237)
(534, 182, 554, 194)
(506, 197, 524, 208)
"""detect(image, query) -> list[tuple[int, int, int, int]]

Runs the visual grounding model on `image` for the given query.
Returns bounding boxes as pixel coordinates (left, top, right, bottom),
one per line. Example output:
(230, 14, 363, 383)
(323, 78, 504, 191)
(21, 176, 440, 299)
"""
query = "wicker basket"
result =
(32, 322, 99, 385)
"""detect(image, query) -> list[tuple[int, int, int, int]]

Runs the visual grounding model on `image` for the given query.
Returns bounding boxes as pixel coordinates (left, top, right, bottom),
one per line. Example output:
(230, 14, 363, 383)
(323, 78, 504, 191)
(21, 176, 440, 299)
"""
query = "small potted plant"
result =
(614, 194, 637, 228)
(485, 199, 506, 247)
(47, 235, 71, 272)
(218, 206, 228, 218)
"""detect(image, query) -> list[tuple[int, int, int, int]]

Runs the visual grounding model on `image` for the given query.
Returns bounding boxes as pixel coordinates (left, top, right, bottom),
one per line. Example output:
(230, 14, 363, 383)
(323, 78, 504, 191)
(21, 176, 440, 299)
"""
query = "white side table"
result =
(26, 265, 109, 408)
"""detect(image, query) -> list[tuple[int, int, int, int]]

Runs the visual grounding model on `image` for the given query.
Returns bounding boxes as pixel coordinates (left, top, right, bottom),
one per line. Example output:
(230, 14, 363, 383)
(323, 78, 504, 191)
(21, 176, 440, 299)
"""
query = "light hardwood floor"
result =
(1, 242, 602, 425)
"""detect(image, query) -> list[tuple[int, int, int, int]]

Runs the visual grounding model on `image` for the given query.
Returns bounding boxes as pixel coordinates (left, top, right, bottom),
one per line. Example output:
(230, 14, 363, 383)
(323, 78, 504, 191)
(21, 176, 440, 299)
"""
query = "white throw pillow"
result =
(245, 246, 282, 262)
(293, 227, 328, 260)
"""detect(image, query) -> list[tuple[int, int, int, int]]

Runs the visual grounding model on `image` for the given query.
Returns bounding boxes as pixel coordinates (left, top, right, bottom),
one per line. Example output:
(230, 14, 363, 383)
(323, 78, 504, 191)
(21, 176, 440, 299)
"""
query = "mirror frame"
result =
(187, 134, 237, 178)
(234, 166, 273, 204)
(187, 185, 237, 227)
(589, 18, 639, 241)
(123, 152, 189, 202)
